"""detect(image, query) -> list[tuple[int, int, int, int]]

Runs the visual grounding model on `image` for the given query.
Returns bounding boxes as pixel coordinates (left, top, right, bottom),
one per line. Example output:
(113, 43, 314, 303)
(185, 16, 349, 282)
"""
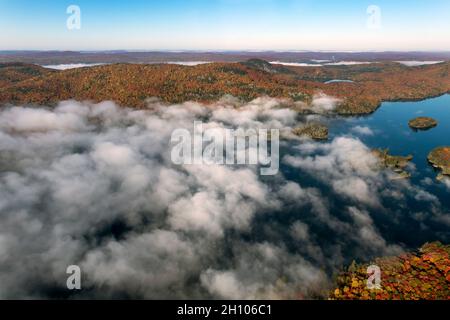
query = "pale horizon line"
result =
(2, 49, 450, 53)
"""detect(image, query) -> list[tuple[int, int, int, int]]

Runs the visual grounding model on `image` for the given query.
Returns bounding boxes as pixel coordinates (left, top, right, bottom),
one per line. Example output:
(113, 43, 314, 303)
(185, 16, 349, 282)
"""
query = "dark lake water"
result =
(264, 94, 450, 270)
(329, 94, 450, 208)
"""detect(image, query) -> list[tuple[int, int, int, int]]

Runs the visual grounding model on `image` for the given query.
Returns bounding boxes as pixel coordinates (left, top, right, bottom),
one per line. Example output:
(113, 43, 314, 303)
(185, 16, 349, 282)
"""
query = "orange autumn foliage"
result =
(1, 60, 449, 115)
(331, 242, 450, 300)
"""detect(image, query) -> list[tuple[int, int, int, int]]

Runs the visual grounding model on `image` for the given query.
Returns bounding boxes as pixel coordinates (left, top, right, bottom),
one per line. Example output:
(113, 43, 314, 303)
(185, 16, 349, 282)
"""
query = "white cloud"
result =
(351, 125, 374, 136)
(200, 242, 328, 299)
(325, 61, 372, 66)
(270, 61, 323, 67)
(310, 94, 341, 114)
(0, 97, 446, 299)
(442, 178, 450, 191)
(42, 63, 107, 70)
(82, 230, 199, 298)
(0, 98, 308, 298)
(414, 189, 439, 203)
(0, 106, 86, 132)
(395, 61, 444, 67)
(284, 137, 379, 179)
(290, 221, 310, 241)
(165, 61, 211, 66)
(333, 177, 378, 207)
(269, 61, 374, 67)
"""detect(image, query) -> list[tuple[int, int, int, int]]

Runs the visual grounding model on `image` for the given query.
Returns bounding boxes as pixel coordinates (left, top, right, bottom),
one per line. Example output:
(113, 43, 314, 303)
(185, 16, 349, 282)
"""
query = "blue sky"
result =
(1, 0, 450, 51)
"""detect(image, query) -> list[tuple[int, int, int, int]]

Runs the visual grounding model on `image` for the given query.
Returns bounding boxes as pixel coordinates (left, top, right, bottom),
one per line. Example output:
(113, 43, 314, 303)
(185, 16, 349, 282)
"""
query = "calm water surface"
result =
(267, 95, 450, 267)
(330, 94, 450, 208)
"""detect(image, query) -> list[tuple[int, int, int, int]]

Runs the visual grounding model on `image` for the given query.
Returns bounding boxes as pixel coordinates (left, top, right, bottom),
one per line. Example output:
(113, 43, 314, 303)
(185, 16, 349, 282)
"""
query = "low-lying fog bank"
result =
(0, 97, 448, 299)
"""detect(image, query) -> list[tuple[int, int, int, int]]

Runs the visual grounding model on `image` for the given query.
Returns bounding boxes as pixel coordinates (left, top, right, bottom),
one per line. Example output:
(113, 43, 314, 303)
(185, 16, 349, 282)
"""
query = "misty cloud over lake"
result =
(0, 97, 448, 299)
(42, 63, 108, 70)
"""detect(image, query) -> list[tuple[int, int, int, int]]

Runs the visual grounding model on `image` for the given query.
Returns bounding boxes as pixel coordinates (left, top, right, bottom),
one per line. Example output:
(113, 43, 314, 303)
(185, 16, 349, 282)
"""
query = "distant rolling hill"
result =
(1, 60, 449, 115)
(1, 50, 450, 64)
(0, 63, 54, 87)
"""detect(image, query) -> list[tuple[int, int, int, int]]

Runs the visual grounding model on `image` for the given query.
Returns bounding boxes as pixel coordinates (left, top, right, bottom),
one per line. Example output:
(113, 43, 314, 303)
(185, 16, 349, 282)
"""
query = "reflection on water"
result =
(273, 95, 450, 267)
(329, 94, 450, 208)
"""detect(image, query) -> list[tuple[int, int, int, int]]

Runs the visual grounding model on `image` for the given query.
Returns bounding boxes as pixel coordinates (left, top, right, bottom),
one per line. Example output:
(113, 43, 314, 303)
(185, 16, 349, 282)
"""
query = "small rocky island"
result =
(428, 147, 450, 180)
(372, 149, 413, 179)
(408, 117, 438, 130)
(292, 123, 328, 140)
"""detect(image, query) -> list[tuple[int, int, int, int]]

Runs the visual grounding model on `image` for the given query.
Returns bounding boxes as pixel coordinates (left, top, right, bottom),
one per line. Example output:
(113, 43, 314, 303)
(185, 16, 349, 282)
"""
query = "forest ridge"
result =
(1, 59, 450, 115)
